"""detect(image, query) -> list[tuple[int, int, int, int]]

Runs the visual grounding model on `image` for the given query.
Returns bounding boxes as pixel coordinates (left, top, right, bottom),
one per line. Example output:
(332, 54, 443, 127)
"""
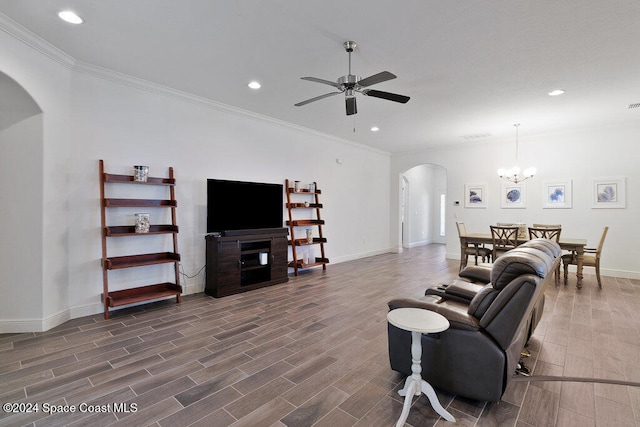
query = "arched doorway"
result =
(0, 71, 44, 327)
(399, 164, 447, 249)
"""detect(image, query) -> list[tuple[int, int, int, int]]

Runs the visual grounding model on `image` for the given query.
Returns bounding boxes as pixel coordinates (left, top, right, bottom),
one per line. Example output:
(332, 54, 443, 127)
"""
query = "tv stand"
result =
(205, 228, 289, 297)
(221, 227, 286, 237)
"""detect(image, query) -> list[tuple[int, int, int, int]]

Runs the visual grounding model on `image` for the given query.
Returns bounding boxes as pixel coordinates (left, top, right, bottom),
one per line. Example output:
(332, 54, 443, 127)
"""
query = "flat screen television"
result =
(207, 179, 284, 234)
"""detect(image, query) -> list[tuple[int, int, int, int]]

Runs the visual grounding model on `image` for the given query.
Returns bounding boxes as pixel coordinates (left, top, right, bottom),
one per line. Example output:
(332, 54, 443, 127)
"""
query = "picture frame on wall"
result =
(543, 180, 572, 209)
(464, 183, 487, 208)
(592, 177, 626, 208)
(501, 182, 526, 208)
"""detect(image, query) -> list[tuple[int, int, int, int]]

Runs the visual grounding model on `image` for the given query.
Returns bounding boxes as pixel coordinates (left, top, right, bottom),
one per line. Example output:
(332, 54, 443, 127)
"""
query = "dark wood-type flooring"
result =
(1, 244, 639, 426)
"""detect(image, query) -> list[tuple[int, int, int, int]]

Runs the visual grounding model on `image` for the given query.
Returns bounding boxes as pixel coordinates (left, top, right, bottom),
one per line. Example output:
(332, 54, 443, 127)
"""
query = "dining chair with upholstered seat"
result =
(456, 222, 492, 272)
(562, 226, 609, 288)
(529, 226, 562, 286)
(490, 225, 519, 260)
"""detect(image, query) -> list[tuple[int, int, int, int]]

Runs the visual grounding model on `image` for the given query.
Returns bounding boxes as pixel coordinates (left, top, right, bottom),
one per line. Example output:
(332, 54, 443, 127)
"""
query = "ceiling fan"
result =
(295, 41, 410, 116)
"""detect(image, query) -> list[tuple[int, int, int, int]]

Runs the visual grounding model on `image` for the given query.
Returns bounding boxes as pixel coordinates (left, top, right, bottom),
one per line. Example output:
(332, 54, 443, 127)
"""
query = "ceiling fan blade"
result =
(358, 71, 397, 87)
(346, 97, 357, 115)
(295, 92, 342, 107)
(301, 77, 341, 89)
(363, 89, 410, 104)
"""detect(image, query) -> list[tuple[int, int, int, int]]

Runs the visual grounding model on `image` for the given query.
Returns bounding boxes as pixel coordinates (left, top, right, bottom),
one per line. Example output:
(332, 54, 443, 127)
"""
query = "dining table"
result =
(460, 233, 588, 289)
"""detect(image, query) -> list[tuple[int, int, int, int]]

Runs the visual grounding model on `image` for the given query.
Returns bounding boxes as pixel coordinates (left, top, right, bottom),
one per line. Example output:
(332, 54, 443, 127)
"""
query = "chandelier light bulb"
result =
(497, 124, 536, 184)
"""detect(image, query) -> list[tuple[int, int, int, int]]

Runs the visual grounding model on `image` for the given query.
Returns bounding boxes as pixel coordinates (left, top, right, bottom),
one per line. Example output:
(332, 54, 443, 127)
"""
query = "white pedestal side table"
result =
(387, 307, 456, 426)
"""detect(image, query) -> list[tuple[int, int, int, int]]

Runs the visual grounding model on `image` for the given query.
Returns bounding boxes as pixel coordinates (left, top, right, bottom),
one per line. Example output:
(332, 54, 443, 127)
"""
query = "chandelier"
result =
(497, 124, 536, 184)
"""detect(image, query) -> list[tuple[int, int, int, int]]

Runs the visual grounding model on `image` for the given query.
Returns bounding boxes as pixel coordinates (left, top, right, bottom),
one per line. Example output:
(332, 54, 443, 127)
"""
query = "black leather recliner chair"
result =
(388, 239, 561, 402)
(425, 238, 561, 340)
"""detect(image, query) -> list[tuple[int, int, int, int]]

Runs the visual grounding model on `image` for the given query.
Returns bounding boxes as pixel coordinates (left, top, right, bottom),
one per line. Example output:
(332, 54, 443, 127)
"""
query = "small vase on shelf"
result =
(135, 213, 150, 233)
(133, 165, 149, 182)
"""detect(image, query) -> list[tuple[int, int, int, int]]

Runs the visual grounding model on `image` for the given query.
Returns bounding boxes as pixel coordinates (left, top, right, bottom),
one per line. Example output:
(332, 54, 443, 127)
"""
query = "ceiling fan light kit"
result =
(295, 41, 410, 115)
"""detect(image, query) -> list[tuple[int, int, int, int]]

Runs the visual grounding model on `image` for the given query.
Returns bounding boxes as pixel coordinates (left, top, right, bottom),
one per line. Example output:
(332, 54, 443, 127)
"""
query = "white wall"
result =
(391, 122, 640, 279)
(0, 24, 391, 332)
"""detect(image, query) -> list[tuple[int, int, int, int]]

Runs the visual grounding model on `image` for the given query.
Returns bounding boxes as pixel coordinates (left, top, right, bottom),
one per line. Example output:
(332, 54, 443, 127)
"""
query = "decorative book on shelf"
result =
(99, 160, 182, 319)
(285, 179, 329, 276)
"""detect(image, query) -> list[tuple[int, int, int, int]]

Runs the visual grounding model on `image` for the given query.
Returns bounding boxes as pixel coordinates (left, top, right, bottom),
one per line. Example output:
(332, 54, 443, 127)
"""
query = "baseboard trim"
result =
(0, 309, 71, 333)
(331, 248, 395, 264)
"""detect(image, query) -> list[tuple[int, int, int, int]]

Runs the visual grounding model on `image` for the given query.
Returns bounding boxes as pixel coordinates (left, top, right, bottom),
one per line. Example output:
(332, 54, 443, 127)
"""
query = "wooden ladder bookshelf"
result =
(99, 160, 182, 319)
(285, 179, 329, 276)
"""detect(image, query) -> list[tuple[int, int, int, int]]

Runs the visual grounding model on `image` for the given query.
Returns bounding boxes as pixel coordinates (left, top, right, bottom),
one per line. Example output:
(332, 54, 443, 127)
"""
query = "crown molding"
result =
(0, 12, 75, 69)
(72, 61, 390, 156)
(0, 12, 388, 157)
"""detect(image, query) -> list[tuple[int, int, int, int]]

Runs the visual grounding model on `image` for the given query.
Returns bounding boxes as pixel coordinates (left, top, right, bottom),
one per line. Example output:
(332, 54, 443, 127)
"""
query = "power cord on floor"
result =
(511, 375, 640, 387)
(512, 345, 640, 386)
(179, 263, 206, 289)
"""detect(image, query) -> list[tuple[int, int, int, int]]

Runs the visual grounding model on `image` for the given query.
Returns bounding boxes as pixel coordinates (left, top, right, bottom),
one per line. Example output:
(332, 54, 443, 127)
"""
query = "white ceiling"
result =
(1, 0, 639, 152)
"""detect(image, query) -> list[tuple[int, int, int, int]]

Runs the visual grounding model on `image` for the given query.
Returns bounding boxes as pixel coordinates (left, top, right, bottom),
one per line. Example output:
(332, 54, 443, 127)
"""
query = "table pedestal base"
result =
(395, 331, 456, 426)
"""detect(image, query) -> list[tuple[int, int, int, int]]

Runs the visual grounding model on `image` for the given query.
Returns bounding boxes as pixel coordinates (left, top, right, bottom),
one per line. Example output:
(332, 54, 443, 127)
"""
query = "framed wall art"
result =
(592, 177, 626, 208)
(543, 180, 572, 209)
(464, 183, 487, 208)
(501, 182, 526, 208)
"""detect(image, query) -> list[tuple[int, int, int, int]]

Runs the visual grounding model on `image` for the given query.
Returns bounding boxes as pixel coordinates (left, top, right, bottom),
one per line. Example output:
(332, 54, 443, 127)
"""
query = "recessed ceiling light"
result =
(248, 81, 261, 89)
(58, 10, 84, 24)
(548, 89, 565, 96)
(370, 126, 380, 132)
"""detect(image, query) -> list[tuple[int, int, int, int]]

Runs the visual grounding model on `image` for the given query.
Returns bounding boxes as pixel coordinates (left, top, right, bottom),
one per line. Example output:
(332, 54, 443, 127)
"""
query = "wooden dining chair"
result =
(528, 227, 562, 241)
(562, 226, 609, 288)
(456, 222, 491, 271)
(498, 222, 526, 240)
(490, 225, 519, 260)
(528, 226, 562, 286)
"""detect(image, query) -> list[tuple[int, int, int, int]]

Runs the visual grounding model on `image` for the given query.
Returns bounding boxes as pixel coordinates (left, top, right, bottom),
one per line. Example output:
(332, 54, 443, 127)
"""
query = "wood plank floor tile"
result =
(518, 384, 559, 426)
(282, 354, 338, 385)
(225, 376, 296, 420)
(280, 386, 349, 427)
(0, 244, 638, 426)
(187, 353, 247, 382)
(176, 368, 247, 407)
(0, 354, 77, 383)
(24, 363, 111, 396)
(338, 375, 397, 419)
(352, 394, 405, 427)
(237, 347, 294, 376)
(65, 369, 152, 404)
(230, 396, 295, 427)
(280, 361, 350, 407)
(124, 376, 196, 414)
(556, 407, 596, 427)
(145, 347, 210, 375)
(188, 408, 237, 427)
(594, 395, 636, 427)
(232, 360, 293, 395)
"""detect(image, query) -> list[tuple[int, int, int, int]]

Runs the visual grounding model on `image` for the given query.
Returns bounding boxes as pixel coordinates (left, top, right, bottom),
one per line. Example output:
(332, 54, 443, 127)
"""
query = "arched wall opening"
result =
(0, 70, 45, 329)
(398, 163, 447, 250)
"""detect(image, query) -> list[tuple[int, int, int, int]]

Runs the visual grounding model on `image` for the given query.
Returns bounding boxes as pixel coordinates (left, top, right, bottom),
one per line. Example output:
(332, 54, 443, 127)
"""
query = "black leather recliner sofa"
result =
(387, 239, 561, 402)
